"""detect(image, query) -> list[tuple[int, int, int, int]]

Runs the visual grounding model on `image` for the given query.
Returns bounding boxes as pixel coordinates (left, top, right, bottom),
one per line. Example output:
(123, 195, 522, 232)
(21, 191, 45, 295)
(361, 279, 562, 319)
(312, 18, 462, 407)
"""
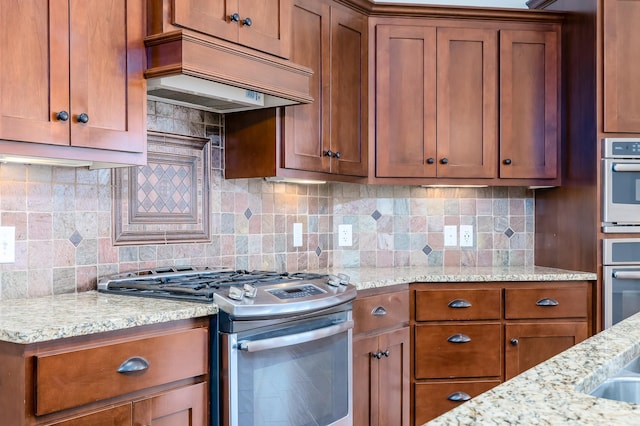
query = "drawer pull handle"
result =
(447, 333, 471, 344)
(447, 391, 471, 402)
(536, 297, 559, 307)
(372, 306, 387, 316)
(448, 299, 472, 309)
(117, 356, 150, 374)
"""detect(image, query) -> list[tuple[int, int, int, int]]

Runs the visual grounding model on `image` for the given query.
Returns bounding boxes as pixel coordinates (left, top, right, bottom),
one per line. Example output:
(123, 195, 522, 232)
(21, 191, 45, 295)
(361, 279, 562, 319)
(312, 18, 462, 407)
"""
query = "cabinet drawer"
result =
(505, 286, 587, 319)
(415, 323, 501, 379)
(415, 288, 501, 321)
(35, 327, 208, 415)
(353, 290, 409, 334)
(414, 380, 500, 424)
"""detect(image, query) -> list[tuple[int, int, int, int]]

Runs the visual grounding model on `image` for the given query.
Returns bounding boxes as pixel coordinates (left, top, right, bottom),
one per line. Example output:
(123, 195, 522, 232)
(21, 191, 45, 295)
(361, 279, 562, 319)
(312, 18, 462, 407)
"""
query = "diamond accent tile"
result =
(69, 230, 83, 247)
(244, 208, 253, 220)
(505, 228, 515, 238)
(422, 244, 432, 256)
(315, 246, 322, 257)
(371, 210, 382, 221)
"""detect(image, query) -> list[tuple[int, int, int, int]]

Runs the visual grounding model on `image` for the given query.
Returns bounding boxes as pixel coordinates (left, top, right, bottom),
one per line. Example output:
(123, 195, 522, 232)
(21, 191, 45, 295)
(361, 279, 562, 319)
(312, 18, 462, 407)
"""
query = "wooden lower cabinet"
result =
(353, 288, 410, 426)
(0, 318, 209, 426)
(412, 281, 593, 425)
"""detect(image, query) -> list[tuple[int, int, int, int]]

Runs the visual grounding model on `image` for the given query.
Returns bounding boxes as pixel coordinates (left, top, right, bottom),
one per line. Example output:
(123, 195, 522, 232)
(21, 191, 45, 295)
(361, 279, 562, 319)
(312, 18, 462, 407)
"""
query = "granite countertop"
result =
(426, 311, 640, 425)
(0, 265, 595, 345)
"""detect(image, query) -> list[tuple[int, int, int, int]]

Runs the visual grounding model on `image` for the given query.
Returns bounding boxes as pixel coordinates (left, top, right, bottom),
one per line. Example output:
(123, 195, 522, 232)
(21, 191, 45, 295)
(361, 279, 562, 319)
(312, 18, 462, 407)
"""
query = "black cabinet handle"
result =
(536, 297, 559, 307)
(510, 338, 519, 346)
(77, 113, 89, 123)
(56, 111, 69, 122)
(371, 349, 390, 359)
(229, 12, 240, 22)
(448, 299, 472, 309)
(447, 391, 471, 402)
(371, 306, 387, 316)
(333, 151, 341, 159)
(242, 17, 252, 27)
(447, 333, 471, 344)
(440, 158, 449, 164)
(117, 356, 149, 373)
(503, 158, 512, 165)
(426, 157, 435, 164)
(324, 150, 333, 157)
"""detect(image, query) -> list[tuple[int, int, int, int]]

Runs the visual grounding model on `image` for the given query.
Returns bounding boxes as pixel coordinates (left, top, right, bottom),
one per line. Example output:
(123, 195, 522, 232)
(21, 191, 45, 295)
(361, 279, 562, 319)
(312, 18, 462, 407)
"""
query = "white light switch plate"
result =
(444, 225, 457, 247)
(0, 226, 15, 263)
(293, 223, 303, 247)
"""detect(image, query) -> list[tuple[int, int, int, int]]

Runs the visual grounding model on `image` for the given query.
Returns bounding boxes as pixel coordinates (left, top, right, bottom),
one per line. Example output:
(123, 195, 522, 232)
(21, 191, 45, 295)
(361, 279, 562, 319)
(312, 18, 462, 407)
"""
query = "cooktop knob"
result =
(243, 283, 258, 298)
(228, 286, 245, 301)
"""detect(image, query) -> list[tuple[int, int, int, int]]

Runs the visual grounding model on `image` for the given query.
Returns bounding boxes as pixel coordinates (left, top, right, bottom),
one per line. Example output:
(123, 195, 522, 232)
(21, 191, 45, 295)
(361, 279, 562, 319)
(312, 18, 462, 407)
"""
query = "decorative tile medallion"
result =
(113, 132, 210, 245)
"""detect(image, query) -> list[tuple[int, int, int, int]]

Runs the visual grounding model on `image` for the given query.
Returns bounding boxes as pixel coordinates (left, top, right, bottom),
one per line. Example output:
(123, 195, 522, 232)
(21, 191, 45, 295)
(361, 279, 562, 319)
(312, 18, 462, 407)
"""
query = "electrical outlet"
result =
(0, 226, 15, 263)
(444, 225, 457, 246)
(338, 224, 352, 247)
(293, 223, 303, 247)
(460, 225, 473, 247)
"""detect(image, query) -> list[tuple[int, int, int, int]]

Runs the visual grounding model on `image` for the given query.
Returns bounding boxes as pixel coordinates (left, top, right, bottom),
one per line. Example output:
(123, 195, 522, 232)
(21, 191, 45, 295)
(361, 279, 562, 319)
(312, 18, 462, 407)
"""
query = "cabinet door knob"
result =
(447, 391, 471, 402)
(510, 338, 519, 346)
(229, 12, 240, 22)
(536, 297, 559, 307)
(242, 17, 253, 27)
(440, 158, 449, 164)
(324, 150, 333, 157)
(117, 356, 150, 373)
(56, 111, 69, 122)
(448, 299, 472, 309)
(426, 157, 435, 164)
(503, 158, 512, 165)
(447, 333, 471, 344)
(77, 113, 89, 123)
(371, 306, 387, 316)
(333, 151, 341, 159)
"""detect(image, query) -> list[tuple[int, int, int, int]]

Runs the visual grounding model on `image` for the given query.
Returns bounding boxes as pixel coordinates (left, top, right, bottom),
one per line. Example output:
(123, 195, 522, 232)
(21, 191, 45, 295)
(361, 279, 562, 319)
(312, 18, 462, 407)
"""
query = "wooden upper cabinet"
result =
(172, 0, 292, 58)
(500, 29, 559, 179)
(376, 25, 437, 178)
(603, 0, 640, 133)
(376, 25, 498, 179)
(0, 0, 146, 161)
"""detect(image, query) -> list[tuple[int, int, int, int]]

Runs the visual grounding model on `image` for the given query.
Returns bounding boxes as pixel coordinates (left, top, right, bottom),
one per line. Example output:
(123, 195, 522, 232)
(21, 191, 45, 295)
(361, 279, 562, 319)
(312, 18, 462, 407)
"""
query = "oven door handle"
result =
(612, 163, 640, 172)
(612, 270, 640, 280)
(237, 320, 354, 352)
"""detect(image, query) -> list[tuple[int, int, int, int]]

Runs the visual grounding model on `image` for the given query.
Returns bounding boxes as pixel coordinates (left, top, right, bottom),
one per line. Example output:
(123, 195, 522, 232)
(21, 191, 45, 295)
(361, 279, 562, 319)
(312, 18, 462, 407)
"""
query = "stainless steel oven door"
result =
(604, 265, 640, 328)
(603, 158, 640, 225)
(221, 310, 353, 426)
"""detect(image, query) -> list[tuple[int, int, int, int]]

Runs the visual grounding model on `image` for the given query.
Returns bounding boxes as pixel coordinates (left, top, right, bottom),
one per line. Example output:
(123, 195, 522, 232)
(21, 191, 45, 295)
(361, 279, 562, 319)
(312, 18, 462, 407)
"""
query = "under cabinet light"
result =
(0, 155, 92, 168)
(421, 184, 489, 188)
(264, 177, 327, 185)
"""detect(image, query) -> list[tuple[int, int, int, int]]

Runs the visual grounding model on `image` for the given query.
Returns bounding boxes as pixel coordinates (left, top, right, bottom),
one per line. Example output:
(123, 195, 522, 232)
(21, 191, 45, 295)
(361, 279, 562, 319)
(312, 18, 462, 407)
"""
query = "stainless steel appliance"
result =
(98, 267, 356, 426)
(602, 138, 640, 232)
(603, 239, 640, 328)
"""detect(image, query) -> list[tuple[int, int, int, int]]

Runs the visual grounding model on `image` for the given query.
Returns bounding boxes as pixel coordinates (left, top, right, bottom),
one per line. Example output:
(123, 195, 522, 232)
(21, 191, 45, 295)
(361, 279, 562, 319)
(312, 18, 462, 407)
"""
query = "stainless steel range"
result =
(98, 267, 356, 426)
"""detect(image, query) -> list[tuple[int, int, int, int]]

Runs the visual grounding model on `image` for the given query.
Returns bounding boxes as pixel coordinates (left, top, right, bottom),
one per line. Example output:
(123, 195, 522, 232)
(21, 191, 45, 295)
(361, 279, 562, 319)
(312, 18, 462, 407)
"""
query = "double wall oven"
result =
(99, 267, 356, 426)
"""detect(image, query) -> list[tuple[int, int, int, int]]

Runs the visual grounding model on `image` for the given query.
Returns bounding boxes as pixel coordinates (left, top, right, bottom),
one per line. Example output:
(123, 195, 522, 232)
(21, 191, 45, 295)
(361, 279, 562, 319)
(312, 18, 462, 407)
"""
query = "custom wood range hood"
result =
(144, 2, 314, 113)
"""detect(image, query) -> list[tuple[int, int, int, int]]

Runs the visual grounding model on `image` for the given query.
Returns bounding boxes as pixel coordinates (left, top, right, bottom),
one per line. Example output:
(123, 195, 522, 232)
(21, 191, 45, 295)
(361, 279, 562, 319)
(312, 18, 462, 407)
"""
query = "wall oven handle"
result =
(237, 320, 354, 352)
(612, 163, 640, 172)
(612, 271, 640, 280)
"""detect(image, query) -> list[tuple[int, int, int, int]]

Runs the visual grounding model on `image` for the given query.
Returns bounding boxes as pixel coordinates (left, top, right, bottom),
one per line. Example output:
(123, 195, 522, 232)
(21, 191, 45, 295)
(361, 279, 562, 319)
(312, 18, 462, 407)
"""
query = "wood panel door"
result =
(504, 322, 588, 380)
(603, 0, 640, 132)
(0, 0, 70, 146)
(500, 29, 559, 179)
(436, 27, 498, 179)
(133, 382, 207, 426)
(376, 25, 437, 178)
(50, 404, 132, 426)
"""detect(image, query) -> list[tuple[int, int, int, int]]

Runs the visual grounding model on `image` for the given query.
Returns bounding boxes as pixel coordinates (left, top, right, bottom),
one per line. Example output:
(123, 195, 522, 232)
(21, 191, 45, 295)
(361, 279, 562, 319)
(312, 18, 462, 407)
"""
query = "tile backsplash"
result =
(0, 102, 534, 299)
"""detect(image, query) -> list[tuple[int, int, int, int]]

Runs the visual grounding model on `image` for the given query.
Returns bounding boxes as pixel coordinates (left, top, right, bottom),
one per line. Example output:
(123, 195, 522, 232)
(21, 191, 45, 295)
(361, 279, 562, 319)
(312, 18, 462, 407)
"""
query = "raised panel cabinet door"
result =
(238, 0, 292, 59)
(50, 403, 131, 426)
(500, 29, 559, 179)
(353, 334, 378, 426)
(133, 382, 207, 426)
(0, 0, 70, 146)
(603, 0, 640, 132)
(330, 3, 368, 177)
(376, 25, 437, 178)
(504, 322, 588, 380)
(283, 0, 331, 173)
(436, 27, 498, 179)
(172, 0, 240, 44)
(377, 327, 410, 426)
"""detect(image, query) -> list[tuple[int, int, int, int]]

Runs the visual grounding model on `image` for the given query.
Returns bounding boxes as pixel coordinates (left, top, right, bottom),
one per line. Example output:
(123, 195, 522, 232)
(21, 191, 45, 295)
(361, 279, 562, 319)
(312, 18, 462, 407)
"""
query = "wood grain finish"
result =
(132, 382, 207, 426)
(35, 328, 208, 415)
(353, 289, 409, 335)
(415, 288, 501, 321)
(505, 286, 588, 319)
(49, 403, 131, 426)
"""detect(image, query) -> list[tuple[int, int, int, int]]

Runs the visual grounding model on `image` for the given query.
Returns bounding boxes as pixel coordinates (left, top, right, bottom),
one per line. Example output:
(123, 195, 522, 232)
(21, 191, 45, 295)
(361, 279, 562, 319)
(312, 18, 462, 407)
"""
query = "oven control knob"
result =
(327, 275, 341, 287)
(337, 273, 350, 285)
(243, 283, 258, 298)
(228, 286, 245, 301)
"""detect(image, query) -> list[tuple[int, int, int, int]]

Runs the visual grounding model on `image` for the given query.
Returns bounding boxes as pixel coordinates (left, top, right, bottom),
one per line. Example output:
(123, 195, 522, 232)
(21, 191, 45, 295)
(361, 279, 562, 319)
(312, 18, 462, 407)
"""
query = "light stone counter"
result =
(319, 265, 597, 291)
(425, 310, 640, 425)
(0, 291, 217, 344)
